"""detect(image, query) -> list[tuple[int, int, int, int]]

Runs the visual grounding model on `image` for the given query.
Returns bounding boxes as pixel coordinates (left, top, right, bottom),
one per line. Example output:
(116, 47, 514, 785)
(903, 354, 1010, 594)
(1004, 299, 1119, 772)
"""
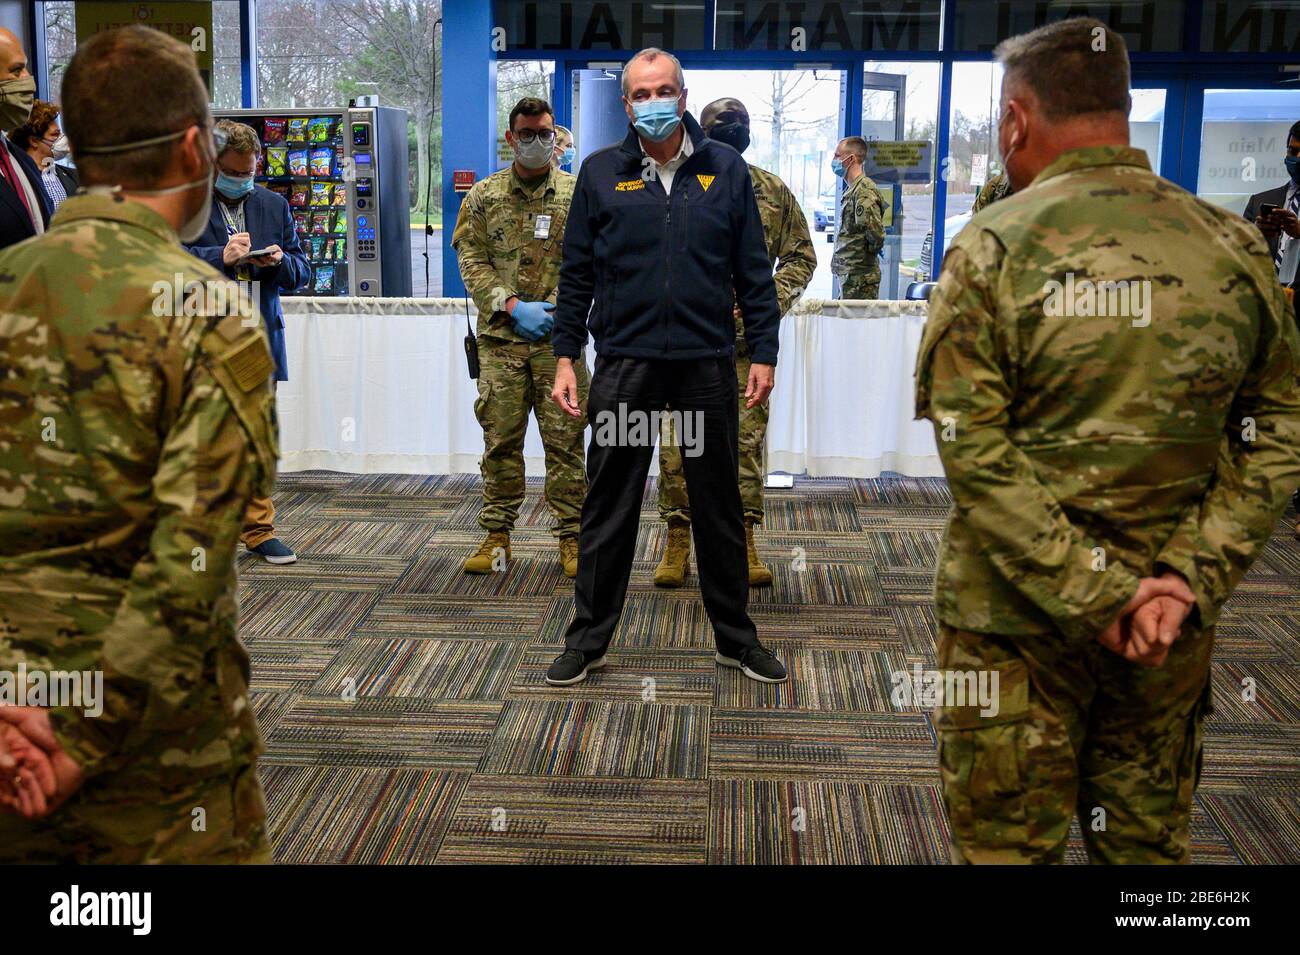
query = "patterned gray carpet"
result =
(239, 472, 1300, 864)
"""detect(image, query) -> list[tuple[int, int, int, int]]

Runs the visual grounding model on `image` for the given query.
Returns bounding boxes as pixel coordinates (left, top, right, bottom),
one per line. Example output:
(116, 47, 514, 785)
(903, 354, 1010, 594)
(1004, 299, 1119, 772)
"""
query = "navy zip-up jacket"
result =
(551, 112, 781, 366)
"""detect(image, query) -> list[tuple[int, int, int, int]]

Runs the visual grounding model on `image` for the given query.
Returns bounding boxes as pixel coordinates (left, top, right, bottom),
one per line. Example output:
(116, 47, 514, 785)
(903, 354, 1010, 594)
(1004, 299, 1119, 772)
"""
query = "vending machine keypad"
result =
(357, 215, 377, 260)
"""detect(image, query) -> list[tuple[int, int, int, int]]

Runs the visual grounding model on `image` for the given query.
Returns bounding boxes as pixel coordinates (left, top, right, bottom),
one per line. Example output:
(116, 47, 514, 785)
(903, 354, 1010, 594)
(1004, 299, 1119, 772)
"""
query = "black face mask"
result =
(709, 121, 750, 155)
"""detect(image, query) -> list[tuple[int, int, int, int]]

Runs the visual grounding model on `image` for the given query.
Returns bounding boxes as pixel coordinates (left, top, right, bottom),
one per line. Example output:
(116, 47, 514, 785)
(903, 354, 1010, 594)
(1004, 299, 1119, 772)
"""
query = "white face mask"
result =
(78, 124, 215, 241)
(49, 134, 70, 161)
(513, 134, 554, 170)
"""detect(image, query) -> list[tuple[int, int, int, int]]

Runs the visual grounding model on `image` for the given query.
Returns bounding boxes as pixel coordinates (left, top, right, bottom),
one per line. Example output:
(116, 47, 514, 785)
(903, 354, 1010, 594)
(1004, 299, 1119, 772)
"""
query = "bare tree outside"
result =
(496, 60, 554, 168)
(257, 0, 442, 218)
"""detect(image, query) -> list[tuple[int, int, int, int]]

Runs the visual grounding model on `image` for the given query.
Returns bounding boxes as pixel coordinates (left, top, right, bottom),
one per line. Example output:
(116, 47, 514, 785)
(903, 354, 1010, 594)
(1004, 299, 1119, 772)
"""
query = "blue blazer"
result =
(0, 139, 52, 251)
(184, 185, 311, 380)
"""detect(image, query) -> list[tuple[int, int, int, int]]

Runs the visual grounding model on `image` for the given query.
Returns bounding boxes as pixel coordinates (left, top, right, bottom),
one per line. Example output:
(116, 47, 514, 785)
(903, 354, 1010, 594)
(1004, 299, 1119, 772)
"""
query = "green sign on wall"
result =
(75, 2, 214, 93)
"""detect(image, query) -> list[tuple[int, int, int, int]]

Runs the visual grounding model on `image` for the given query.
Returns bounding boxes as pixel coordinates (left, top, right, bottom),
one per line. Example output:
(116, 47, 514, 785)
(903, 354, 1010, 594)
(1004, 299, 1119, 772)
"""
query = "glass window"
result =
(951, 0, 1185, 53)
(861, 61, 941, 297)
(256, 0, 440, 227)
(496, 60, 555, 172)
(1197, 89, 1300, 214)
(682, 67, 843, 299)
(1129, 88, 1166, 172)
(938, 61, 1003, 262)
(938, 65, 1171, 263)
(39, 0, 242, 107)
(714, 1, 942, 52)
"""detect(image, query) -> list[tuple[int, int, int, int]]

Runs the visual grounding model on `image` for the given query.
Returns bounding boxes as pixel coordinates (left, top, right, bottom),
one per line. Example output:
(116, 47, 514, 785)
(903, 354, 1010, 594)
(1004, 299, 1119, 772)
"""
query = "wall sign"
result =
(862, 140, 933, 184)
(75, 2, 213, 93)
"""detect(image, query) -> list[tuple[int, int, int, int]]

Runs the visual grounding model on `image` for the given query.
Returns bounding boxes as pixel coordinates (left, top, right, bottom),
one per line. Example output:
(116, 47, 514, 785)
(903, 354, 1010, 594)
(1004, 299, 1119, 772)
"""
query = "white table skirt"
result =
(277, 297, 943, 478)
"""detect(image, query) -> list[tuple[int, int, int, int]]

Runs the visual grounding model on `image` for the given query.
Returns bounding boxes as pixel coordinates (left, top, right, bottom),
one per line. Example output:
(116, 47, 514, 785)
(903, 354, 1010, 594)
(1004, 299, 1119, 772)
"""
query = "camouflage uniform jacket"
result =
(972, 172, 1012, 214)
(738, 163, 816, 338)
(0, 192, 277, 788)
(830, 173, 886, 282)
(915, 145, 1300, 644)
(451, 164, 576, 343)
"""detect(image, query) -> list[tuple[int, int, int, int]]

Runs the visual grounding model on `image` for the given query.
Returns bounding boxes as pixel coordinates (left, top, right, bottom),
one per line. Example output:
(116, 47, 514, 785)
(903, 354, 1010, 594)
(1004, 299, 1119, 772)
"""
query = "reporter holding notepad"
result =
(185, 118, 310, 564)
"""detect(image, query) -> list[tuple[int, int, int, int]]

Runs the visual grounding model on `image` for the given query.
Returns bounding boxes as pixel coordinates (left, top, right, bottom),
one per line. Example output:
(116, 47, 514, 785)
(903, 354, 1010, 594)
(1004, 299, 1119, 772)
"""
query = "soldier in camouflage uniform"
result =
(0, 26, 275, 863)
(830, 136, 887, 299)
(654, 97, 815, 588)
(971, 171, 1012, 213)
(451, 97, 588, 578)
(915, 18, 1300, 864)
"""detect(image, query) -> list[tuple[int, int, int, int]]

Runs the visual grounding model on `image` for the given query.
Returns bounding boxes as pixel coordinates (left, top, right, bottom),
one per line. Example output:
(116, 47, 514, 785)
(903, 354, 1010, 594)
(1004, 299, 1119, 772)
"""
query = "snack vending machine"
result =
(214, 106, 412, 296)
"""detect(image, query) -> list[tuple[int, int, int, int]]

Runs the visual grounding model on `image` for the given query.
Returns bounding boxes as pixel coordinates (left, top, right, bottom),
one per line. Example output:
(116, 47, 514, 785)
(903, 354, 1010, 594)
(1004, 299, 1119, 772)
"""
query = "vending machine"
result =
(213, 106, 412, 297)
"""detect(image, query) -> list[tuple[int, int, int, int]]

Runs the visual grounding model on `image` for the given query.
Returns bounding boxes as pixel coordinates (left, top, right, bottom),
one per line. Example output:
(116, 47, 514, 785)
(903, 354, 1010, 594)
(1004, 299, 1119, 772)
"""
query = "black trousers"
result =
(564, 354, 759, 656)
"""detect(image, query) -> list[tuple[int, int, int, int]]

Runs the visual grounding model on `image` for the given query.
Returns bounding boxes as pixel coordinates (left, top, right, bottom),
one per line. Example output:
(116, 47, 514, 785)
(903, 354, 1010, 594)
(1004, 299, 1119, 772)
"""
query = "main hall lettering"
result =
(495, 1, 704, 50)
(957, 1, 1183, 53)
(716, 2, 940, 52)
(1207, 1, 1300, 52)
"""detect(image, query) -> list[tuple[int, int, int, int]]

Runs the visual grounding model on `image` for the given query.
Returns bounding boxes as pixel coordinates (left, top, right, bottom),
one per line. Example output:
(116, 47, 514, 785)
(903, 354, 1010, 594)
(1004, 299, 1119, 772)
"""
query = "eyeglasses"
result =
(513, 128, 557, 145)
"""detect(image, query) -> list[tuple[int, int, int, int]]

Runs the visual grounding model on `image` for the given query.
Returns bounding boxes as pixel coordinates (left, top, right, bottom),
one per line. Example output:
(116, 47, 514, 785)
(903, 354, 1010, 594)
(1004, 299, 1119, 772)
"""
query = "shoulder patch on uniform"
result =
(219, 333, 274, 392)
(615, 179, 645, 192)
(696, 174, 715, 192)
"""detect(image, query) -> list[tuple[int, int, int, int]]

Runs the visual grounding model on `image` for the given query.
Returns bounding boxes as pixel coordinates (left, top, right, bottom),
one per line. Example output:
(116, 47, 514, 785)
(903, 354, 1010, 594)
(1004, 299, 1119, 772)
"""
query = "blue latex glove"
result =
(511, 300, 555, 341)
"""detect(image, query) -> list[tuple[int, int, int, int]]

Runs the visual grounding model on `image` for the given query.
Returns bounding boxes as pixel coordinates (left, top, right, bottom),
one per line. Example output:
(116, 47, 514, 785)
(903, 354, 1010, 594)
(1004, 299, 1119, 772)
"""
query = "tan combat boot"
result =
(746, 520, 773, 587)
(463, 530, 511, 574)
(653, 521, 691, 587)
(559, 535, 579, 578)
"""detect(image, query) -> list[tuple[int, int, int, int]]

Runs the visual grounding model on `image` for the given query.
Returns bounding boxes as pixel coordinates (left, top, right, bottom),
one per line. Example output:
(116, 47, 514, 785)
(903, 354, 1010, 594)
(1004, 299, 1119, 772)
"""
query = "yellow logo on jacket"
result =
(696, 174, 716, 192)
(615, 179, 645, 191)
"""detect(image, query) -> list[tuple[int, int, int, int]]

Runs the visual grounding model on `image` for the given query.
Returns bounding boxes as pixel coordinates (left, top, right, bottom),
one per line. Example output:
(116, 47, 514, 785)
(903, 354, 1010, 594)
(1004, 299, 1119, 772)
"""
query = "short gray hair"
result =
(622, 47, 684, 96)
(995, 17, 1130, 120)
(216, 119, 261, 157)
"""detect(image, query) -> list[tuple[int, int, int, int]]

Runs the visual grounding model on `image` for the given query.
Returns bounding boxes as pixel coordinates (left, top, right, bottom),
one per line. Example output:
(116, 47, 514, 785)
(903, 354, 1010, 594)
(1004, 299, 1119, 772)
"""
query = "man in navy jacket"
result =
(547, 47, 786, 686)
(0, 28, 51, 251)
(185, 119, 310, 564)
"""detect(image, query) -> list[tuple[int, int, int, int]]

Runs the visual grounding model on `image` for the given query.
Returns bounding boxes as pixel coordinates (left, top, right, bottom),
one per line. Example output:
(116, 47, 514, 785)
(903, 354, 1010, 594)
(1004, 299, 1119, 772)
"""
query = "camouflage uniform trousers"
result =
(0, 761, 270, 864)
(475, 335, 589, 537)
(658, 336, 764, 525)
(838, 275, 880, 300)
(935, 621, 1214, 864)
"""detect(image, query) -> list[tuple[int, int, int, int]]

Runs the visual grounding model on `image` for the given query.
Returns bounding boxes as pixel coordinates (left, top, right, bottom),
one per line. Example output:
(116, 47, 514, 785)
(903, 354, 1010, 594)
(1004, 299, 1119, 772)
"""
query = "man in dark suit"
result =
(0, 27, 51, 251)
(1243, 120, 1300, 280)
(185, 119, 310, 564)
(1244, 119, 1300, 538)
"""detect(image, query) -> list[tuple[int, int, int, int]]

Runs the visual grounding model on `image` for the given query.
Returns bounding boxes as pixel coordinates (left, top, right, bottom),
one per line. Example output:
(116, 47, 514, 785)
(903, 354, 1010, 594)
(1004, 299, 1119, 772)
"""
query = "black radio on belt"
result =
(464, 299, 479, 379)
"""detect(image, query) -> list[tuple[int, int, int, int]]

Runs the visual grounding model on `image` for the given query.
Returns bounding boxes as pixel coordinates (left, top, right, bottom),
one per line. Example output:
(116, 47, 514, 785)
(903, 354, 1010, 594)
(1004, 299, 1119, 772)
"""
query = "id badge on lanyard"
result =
(223, 208, 252, 281)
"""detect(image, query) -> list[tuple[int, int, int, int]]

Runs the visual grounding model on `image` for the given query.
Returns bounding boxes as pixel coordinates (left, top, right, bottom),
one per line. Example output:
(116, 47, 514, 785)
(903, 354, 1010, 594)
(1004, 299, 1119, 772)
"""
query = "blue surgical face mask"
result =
(831, 157, 845, 178)
(216, 171, 254, 200)
(561, 147, 575, 167)
(1286, 155, 1300, 185)
(631, 96, 682, 142)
